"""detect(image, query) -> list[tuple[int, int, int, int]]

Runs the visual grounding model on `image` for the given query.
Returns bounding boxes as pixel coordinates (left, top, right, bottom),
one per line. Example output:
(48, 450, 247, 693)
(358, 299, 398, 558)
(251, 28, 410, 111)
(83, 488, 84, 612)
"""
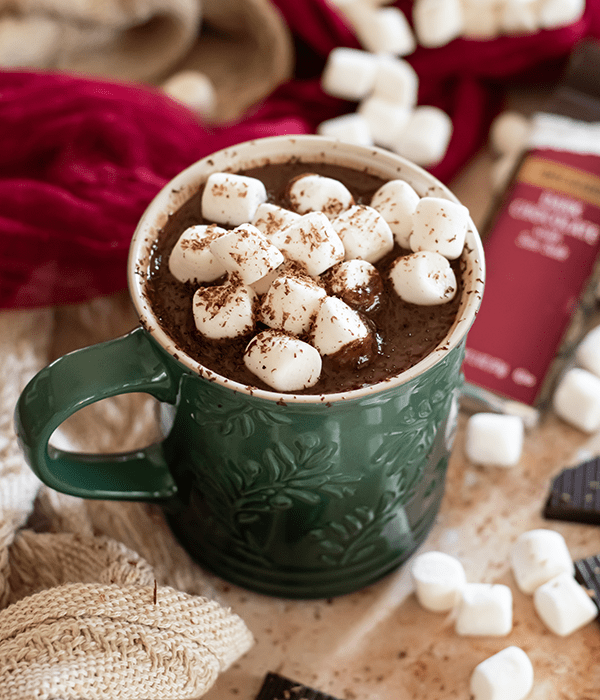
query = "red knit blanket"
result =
(1, 0, 598, 308)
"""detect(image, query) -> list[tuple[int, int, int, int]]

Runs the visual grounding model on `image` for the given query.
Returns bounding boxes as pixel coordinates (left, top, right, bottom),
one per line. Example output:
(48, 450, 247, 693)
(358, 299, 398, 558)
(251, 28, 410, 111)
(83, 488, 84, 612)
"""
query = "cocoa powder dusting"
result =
(145, 161, 464, 394)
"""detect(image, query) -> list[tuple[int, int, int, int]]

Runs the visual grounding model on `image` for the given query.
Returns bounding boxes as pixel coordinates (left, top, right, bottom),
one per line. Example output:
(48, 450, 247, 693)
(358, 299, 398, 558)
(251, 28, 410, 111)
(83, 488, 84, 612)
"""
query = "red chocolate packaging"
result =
(463, 40, 600, 418)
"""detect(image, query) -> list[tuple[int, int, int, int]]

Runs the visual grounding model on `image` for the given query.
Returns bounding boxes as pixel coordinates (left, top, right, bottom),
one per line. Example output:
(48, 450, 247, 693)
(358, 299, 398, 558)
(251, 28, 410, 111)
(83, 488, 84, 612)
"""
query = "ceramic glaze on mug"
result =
(16, 136, 485, 598)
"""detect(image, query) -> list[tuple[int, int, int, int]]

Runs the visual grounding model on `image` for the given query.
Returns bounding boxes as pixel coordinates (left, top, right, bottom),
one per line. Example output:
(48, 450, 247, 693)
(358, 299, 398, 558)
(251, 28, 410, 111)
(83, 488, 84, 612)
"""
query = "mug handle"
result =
(15, 327, 179, 501)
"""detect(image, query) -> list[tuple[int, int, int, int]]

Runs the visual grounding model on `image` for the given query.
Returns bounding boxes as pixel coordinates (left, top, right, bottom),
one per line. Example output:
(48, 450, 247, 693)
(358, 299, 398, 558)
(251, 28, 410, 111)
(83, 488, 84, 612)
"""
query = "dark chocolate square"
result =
(574, 553, 600, 615)
(255, 672, 344, 700)
(543, 457, 600, 525)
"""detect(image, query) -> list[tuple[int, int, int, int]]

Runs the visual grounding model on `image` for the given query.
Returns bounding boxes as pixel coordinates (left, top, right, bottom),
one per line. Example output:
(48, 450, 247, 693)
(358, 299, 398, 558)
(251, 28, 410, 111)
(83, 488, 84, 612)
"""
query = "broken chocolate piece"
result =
(255, 672, 344, 700)
(574, 553, 600, 615)
(543, 457, 600, 525)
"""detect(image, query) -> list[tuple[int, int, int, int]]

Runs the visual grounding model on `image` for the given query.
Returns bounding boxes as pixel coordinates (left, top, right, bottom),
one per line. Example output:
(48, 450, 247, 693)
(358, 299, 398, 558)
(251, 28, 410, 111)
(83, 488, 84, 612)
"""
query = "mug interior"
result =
(129, 135, 485, 404)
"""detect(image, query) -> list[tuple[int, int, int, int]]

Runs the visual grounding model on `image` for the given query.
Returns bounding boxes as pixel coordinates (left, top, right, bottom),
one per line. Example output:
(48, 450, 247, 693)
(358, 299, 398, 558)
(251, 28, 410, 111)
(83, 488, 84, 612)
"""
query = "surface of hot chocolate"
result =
(145, 160, 464, 394)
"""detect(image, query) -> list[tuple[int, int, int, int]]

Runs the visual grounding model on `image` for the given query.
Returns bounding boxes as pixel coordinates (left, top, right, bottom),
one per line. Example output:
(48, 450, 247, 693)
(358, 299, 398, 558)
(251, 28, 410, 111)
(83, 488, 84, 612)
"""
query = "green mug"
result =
(15, 136, 485, 599)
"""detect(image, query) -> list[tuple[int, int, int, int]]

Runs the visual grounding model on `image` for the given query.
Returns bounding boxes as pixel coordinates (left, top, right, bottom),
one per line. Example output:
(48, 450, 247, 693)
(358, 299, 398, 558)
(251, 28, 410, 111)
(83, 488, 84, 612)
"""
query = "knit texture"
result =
(0, 296, 254, 700)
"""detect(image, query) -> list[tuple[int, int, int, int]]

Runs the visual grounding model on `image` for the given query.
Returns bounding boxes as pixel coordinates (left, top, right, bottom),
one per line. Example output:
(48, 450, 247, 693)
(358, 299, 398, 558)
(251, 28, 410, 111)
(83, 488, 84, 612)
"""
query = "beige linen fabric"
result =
(0, 0, 294, 122)
(0, 297, 254, 699)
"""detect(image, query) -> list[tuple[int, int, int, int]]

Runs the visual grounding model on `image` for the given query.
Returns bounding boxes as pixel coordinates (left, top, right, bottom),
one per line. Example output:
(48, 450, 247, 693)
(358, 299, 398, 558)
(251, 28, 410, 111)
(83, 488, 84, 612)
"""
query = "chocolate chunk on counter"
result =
(255, 672, 344, 700)
(574, 553, 600, 615)
(543, 457, 600, 525)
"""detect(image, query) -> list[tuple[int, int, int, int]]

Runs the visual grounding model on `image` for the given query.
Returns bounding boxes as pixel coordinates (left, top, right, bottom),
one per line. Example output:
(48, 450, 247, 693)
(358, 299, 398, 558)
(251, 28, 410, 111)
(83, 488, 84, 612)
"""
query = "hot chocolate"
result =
(144, 159, 466, 395)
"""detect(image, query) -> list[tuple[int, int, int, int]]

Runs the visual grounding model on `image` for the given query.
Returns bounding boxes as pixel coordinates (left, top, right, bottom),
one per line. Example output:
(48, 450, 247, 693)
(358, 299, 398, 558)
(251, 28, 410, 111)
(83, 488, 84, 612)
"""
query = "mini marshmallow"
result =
(389, 251, 457, 306)
(358, 96, 411, 150)
(317, 113, 374, 147)
(372, 56, 419, 108)
(500, 0, 538, 35)
(370, 179, 420, 248)
(168, 224, 227, 283)
(321, 46, 378, 101)
(455, 583, 513, 636)
(465, 413, 524, 468)
(251, 202, 301, 242)
(410, 196, 470, 260)
(347, 5, 416, 56)
(244, 329, 322, 393)
(575, 325, 600, 378)
(327, 259, 383, 311)
(533, 572, 598, 636)
(410, 550, 467, 612)
(470, 646, 534, 700)
(202, 172, 267, 226)
(192, 278, 256, 340)
(288, 174, 354, 220)
(537, 0, 585, 29)
(510, 529, 574, 595)
(310, 296, 371, 356)
(553, 367, 600, 433)
(332, 205, 394, 263)
(251, 267, 282, 296)
(412, 0, 464, 48)
(393, 105, 453, 167)
(278, 211, 345, 277)
(490, 111, 532, 156)
(462, 0, 502, 39)
(209, 224, 284, 285)
(260, 274, 327, 335)
(161, 70, 216, 117)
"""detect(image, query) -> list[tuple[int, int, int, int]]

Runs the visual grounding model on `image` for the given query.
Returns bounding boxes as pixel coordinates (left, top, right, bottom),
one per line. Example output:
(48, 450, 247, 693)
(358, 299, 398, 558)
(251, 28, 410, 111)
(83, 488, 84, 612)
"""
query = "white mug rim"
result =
(128, 135, 485, 404)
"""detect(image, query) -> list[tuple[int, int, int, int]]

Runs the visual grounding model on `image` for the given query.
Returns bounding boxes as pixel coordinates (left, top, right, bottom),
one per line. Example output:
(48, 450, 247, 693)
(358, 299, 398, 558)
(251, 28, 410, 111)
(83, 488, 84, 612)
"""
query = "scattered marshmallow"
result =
(317, 113, 374, 147)
(389, 251, 457, 306)
(161, 70, 216, 118)
(260, 274, 327, 335)
(251, 203, 301, 242)
(533, 571, 598, 636)
(168, 224, 227, 283)
(347, 5, 416, 56)
(358, 96, 412, 150)
(410, 550, 467, 612)
(538, 0, 585, 29)
(465, 413, 524, 467)
(201, 172, 267, 226)
(490, 151, 521, 193)
(490, 111, 532, 156)
(243, 329, 322, 393)
(455, 582, 513, 636)
(470, 646, 534, 700)
(278, 211, 345, 277)
(332, 205, 394, 263)
(321, 47, 379, 101)
(553, 367, 600, 433)
(372, 56, 419, 108)
(412, 0, 464, 48)
(192, 278, 255, 340)
(393, 105, 453, 167)
(575, 325, 600, 378)
(500, 0, 538, 34)
(462, 0, 502, 39)
(510, 529, 574, 595)
(287, 174, 354, 220)
(410, 196, 470, 260)
(370, 179, 420, 249)
(209, 224, 284, 285)
(326, 259, 383, 311)
(310, 296, 371, 356)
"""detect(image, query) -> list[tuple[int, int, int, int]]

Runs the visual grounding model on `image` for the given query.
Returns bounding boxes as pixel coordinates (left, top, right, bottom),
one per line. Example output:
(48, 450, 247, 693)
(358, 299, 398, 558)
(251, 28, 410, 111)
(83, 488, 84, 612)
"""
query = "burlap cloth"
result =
(0, 0, 294, 123)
